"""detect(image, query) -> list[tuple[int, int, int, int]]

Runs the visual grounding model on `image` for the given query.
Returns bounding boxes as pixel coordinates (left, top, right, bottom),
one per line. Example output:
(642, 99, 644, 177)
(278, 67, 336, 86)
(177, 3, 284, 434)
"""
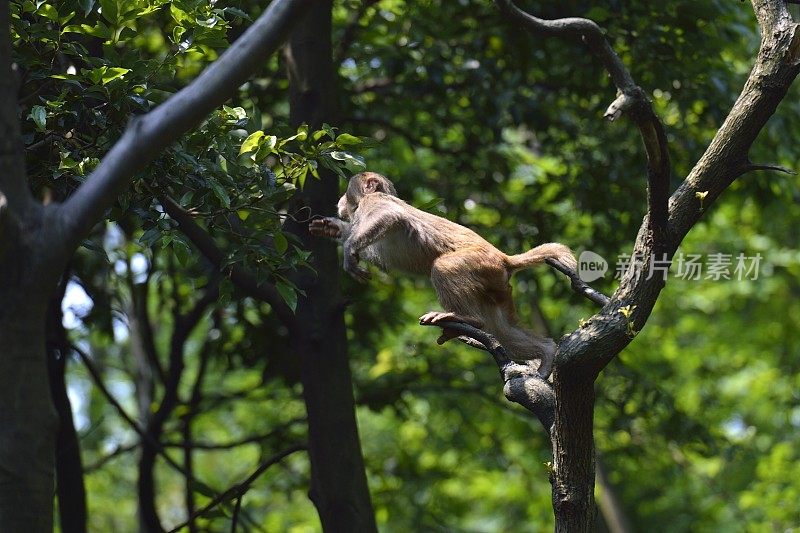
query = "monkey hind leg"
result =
(419, 311, 484, 328)
(497, 326, 555, 378)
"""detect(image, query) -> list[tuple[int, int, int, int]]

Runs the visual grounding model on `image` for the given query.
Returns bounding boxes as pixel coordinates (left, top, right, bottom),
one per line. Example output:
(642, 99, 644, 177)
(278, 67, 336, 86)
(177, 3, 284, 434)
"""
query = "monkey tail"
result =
(506, 243, 577, 273)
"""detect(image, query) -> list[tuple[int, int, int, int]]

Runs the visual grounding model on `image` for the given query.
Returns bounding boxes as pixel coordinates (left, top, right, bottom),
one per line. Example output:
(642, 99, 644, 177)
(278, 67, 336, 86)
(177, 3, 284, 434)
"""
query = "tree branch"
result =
(160, 195, 298, 332)
(71, 344, 191, 478)
(164, 418, 306, 450)
(0, 2, 35, 218)
(56, 0, 312, 256)
(164, 444, 307, 533)
(545, 258, 610, 307)
(420, 320, 555, 433)
(558, 0, 800, 369)
(735, 162, 796, 176)
(494, 0, 671, 251)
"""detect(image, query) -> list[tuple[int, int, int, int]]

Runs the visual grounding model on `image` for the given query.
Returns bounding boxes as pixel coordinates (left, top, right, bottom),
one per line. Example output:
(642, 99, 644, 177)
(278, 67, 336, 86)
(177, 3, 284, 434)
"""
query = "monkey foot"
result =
(419, 312, 484, 344)
(418, 311, 483, 328)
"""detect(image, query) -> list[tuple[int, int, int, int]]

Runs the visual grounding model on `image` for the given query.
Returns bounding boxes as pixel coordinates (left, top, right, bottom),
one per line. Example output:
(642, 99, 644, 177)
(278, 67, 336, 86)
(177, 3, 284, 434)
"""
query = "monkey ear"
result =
(363, 176, 381, 193)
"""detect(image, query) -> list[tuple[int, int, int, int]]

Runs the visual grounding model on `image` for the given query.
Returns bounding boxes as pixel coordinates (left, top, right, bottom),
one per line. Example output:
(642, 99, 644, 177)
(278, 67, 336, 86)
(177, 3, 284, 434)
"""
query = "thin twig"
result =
(545, 258, 610, 307)
(165, 444, 307, 533)
(72, 344, 192, 477)
(737, 162, 796, 175)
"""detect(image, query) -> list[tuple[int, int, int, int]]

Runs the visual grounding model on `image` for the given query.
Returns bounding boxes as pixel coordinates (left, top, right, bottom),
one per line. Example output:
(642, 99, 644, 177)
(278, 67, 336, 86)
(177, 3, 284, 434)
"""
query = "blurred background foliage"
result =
(10, 0, 800, 530)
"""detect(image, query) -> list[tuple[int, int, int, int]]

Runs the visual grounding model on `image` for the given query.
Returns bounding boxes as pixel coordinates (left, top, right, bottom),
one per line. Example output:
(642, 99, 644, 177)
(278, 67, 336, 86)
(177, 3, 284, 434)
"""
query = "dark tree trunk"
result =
(46, 277, 88, 533)
(284, 3, 377, 531)
(0, 228, 58, 532)
(551, 367, 597, 532)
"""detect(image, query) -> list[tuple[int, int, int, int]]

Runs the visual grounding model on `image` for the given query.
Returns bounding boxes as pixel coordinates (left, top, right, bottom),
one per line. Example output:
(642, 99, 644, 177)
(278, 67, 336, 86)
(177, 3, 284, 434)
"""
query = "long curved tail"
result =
(506, 242, 577, 273)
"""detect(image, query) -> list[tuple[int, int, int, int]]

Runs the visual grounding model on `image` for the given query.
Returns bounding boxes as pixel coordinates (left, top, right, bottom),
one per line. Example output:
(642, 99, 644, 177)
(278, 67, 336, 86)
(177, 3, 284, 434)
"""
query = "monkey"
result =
(309, 171, 576, 378)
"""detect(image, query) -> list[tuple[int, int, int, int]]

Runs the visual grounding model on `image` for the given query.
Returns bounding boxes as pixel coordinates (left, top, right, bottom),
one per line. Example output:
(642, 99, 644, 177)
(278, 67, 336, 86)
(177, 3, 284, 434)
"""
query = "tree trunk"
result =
(0, 233, 57, 532)
(284, 3, 377, 531)
(551, 366, 597, 532)
(46, 277, 88, 533)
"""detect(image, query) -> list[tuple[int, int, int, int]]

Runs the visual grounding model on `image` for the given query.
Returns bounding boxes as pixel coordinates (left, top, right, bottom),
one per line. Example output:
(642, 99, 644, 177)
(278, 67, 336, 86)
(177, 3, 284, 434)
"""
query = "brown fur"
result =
(309, 172, 575, 378)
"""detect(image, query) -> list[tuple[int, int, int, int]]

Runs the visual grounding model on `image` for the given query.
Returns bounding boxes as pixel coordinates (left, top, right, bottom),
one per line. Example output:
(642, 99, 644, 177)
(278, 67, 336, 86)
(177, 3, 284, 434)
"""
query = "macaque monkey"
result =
(309, 172, 576, 378)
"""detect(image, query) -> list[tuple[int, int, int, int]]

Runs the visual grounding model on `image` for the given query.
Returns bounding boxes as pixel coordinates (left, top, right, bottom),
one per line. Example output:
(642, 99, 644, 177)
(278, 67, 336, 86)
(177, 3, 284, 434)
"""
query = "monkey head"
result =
(337, 171, 398, 220)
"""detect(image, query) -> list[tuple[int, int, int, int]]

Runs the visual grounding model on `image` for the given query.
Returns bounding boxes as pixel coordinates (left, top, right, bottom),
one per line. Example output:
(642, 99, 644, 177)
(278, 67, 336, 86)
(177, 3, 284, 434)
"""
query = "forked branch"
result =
(420, 320, 555, 432)
(494, 0, 671, 250)
(556, 0, 800, 368)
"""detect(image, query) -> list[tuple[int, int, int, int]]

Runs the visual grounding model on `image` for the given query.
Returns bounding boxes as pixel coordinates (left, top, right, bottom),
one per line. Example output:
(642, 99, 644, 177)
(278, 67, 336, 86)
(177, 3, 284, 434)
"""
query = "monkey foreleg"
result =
(309, 217, 350, 241)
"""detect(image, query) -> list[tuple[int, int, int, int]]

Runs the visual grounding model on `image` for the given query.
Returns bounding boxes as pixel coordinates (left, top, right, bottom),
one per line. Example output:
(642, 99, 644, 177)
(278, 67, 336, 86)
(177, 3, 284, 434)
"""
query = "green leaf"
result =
(172, 239, 191, 267)
(221, 7, 250, 21)
(29, 105, 47, 131)
(253, 135, 277, 162)
(273, 231, 288, 254)
(37, 3, 59, 20)
(101, 67, 129, 84)
(99, 0, 118, 24)
(276, 281, 298, 312)
(239, 130, 264, 155)
(195, 15, 218, 28)
(335, 133, 362, 147)
(63, 22, 111, 38)
(207, 178, 231, 208)
(140, 227, 161, 247)
(330, 151, 366, 167)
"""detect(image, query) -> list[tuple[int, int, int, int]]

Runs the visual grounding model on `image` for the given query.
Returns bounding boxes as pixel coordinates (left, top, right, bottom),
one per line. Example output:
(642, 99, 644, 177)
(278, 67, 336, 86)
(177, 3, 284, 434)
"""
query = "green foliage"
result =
(12, 0, 800, 530)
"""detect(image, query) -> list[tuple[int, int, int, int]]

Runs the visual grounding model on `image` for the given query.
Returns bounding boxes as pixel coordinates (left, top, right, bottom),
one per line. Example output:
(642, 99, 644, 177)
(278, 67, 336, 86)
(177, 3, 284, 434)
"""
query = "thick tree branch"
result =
(420, 320, 555, 432)
(0, 2, 35, 218)
(56, 0, 312, 257)
(160, 195, 298, 332)
(558, 0, 800, 369)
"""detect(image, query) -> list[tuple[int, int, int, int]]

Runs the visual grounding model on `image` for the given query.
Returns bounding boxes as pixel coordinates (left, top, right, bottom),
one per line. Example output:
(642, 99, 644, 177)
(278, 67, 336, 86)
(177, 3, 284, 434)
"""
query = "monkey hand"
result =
(309, 217, 342, 239)
(344, 251, 372, 282)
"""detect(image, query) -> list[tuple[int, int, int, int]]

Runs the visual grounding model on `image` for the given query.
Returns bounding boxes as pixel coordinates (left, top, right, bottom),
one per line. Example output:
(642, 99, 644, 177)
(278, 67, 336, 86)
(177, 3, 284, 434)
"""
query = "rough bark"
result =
(284, 2, 377, 531)
(0, 3, 58, 530)
(550, 368, 597, 532)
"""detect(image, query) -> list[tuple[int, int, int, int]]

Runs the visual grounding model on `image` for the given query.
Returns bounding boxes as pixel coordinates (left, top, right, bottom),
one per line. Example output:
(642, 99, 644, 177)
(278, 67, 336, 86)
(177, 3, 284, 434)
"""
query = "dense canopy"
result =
(2, 0, 799, 531)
